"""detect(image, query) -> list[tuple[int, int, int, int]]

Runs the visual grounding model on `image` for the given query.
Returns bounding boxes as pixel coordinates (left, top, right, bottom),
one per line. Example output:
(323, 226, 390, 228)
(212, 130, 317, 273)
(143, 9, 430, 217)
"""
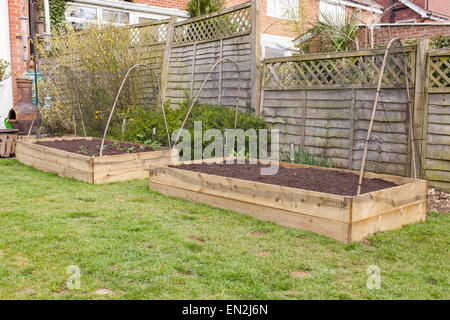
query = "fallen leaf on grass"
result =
(257, 252, 270, 257)
(94, 288, 114, 296)
(188, 236, 205, 243)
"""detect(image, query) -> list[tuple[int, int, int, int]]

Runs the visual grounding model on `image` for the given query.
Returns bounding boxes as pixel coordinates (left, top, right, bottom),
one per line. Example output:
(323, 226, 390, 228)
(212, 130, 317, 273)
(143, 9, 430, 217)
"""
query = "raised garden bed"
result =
(149, 159, 427, 242)
(16, 137, 176, 184)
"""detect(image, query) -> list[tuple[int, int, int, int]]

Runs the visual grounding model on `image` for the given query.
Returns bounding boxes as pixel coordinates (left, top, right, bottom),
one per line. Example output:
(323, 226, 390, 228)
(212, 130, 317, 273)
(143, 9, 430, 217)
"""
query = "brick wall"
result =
(375, 0, 450, 23)
(429, 0, 450, 17)
(8, 0, 29, 106)
(133, 0, 188, 10)
(358, 23, 450, 48)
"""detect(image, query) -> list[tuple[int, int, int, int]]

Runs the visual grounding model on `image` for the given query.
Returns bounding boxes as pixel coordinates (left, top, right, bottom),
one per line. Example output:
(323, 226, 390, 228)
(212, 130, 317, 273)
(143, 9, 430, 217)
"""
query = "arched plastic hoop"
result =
(357, 38, 417, 195)
(100, 63, 171, 157)
(171, 57, 242, 156)
(28, 64, 87, 137)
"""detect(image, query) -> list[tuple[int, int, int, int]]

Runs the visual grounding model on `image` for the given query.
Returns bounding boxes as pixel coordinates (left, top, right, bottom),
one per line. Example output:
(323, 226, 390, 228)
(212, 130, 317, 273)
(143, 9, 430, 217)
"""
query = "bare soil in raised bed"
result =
(35, 138, 156, 157)
(172, 162, 399, 196)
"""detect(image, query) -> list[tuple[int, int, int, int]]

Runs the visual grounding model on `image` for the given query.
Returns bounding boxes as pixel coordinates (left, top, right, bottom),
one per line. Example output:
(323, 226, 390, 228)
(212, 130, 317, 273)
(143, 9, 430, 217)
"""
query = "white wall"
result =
(0, 0, 13, 129)
(261, 33, 297, 58)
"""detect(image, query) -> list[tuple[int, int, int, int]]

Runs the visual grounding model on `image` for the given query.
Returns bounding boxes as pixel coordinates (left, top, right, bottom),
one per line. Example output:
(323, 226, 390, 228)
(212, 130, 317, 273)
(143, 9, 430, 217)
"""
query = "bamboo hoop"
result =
(171, 57, 242, 157)
(28, 64, 87, 137)
(357, 38, 417, 195)
(100, 63, 170, 157)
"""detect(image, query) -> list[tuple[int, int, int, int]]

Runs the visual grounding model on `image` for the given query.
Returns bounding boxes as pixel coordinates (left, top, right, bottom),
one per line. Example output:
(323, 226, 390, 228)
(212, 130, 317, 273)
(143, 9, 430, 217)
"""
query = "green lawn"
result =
(0, 159, 448, 300)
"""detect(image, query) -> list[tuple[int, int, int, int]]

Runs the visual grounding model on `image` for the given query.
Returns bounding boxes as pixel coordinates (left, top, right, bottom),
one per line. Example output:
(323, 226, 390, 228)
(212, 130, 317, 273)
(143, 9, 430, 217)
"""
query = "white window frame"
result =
(267, 0, 298, 20)
(396, 19, 417, 24)
(65, 2, 135, 27)
(65, 3, 101, 26)
(319, 0, 346, 23)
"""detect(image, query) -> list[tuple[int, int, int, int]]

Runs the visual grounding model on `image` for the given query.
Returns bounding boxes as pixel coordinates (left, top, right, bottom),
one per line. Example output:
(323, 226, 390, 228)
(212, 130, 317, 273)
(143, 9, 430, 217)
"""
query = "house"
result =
(64, 0, 188, 29)
(226, 1, 384, 57)
(375, 0, 450, 23)
(357, 1, 450, 48)
(64, 0, 385, 57)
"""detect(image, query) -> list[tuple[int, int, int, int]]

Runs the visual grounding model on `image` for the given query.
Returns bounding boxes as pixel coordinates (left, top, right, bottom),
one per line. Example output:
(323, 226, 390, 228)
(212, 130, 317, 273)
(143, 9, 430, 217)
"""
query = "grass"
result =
(0, 159, 448, 300)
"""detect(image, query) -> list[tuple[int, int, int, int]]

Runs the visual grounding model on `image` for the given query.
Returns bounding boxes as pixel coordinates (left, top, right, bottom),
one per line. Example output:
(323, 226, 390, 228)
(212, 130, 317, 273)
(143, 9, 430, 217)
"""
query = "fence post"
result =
(413, 39, 428, 178)
(349, 88, 356, 170)
(160, 17, 176, 104)
(250, 0, 261, 116)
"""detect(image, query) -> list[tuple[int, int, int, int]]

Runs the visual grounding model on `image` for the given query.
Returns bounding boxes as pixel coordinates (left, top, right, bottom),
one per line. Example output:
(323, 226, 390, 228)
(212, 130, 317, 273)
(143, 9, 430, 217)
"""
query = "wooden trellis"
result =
(263, 47, 416, 89)
(172, 3, 251, 45)
(129, 21, 169, 45)
(428, 50, 450, 91)
(421, 48, 450, 191)
(261, 45, 418, 180)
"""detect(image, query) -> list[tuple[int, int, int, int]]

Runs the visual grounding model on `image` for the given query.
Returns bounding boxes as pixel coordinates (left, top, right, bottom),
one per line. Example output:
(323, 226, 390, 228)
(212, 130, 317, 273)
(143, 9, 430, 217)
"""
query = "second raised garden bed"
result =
(16, 137, 177, 184)
(149, 159, 427, 242)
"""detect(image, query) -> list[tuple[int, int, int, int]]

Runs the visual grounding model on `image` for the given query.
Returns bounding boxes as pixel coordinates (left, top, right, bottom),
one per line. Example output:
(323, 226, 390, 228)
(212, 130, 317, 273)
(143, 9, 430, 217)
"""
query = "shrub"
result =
(430, 35, 450, 49)
(37, 79, 74, 136)
(36, 23, 160, 137)
(110, 98, 267, 157)
(0, 59, 10, 82)
(40, 99, 74, 136)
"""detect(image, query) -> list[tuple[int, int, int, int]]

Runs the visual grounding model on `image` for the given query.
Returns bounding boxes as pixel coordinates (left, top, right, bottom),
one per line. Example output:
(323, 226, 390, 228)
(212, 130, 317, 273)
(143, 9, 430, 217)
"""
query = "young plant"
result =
(281, 147, 333, 168)
(112, 141, 122, 151)
(78, 145, 90, 155)
(234, 147, 249, 159)
(143, 139, 162, 150)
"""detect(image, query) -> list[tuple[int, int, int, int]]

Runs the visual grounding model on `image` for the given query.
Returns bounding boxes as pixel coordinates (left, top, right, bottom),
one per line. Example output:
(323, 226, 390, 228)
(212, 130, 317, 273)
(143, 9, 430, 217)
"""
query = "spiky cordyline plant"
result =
(186, 0, 224, 18)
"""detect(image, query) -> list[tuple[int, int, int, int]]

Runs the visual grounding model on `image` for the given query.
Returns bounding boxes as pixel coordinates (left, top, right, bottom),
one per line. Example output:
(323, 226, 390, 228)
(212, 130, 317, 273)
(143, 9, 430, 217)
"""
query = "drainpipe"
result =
(390, 0, 395, 23)
(43, 0, 51, 51)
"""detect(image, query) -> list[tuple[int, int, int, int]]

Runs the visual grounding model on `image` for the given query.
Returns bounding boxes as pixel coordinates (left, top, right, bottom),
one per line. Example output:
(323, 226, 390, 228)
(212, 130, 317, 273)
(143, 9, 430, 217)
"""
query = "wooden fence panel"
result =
(423, 50, 450, 191)
(36, 3, 450, 191)
(38, 20, 169, 108)
(165, 2, 253, 111)
(262, 48, 415, 177)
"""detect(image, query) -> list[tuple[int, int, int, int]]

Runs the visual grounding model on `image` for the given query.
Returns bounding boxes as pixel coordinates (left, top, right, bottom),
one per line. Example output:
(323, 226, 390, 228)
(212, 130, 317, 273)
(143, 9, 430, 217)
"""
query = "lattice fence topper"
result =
(172, 5, 251, 45)
(129, 21, 169, 45)
(263, 49, 415, 89)
(428, 54, 450, 89)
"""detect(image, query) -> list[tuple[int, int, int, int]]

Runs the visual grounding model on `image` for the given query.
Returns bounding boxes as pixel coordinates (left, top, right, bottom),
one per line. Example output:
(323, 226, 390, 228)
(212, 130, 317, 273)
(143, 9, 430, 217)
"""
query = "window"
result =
(66, 4, 99, 29)
(65, 2, 170, 28)
(138, 17, 156, 24)
(102, 9, 130, 24)
(267, 0, 298, 20)
(66, 4, 97, 21)
(319, 0, 346, 23)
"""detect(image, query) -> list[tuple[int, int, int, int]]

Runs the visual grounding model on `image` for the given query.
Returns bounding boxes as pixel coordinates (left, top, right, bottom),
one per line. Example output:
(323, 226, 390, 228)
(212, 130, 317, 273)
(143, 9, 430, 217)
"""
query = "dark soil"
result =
(171, 162, 399, 196)
(36, 138, 156, 157)
(428, 188, 450, 213)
